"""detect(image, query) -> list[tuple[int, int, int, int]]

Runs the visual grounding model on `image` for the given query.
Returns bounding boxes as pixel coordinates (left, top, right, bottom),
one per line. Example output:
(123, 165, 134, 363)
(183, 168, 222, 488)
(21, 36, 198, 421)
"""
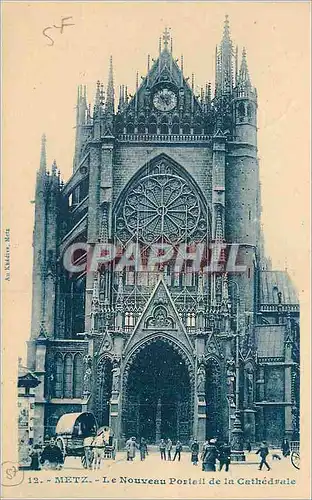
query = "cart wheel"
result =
(55, 437, 66, 461)
(291, 451, 300, 470)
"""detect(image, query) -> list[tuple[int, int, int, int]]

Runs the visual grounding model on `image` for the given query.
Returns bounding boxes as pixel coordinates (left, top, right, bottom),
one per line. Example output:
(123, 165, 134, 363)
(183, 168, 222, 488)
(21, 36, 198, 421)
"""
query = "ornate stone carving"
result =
(226, 356, 236, 396)
(83, 355, 93, 395)
(196, 364, 206, 393)
(146, 305, 175, 329)
(112, 357, 121, 393)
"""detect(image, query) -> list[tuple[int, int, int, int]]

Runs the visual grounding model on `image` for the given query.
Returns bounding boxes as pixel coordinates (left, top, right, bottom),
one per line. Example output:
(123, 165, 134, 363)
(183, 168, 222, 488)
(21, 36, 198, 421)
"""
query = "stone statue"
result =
(83, 355, 92, 394)
(112, 359, 121, 393)
(197, 364, 206, 393)
(226, 357, 236, 395)
(246, 371, 254, 406)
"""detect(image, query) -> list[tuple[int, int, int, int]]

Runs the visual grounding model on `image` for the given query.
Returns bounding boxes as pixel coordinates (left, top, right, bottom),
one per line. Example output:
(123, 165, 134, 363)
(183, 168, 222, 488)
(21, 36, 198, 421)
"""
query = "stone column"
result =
(110, 358, 121, 444)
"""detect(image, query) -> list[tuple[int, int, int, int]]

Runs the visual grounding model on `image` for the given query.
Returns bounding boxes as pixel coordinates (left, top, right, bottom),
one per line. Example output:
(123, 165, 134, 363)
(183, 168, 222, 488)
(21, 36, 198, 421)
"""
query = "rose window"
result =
(116, 164, 207, 244)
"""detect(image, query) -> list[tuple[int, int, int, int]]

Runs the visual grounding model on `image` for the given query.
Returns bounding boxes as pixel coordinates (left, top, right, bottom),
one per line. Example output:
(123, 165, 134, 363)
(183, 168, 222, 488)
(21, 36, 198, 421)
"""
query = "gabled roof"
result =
(117, 44, 203, 119)
(123, 277, 194, 358)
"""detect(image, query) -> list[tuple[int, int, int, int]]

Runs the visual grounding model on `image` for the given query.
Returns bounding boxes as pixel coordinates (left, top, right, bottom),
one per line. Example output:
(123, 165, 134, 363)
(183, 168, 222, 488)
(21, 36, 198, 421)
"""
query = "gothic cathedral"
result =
(27, 18, 300, 449)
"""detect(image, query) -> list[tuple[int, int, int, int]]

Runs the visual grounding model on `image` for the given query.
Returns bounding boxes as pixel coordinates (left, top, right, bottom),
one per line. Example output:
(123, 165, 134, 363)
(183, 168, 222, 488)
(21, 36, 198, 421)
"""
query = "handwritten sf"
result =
(43, 16, 75, 46)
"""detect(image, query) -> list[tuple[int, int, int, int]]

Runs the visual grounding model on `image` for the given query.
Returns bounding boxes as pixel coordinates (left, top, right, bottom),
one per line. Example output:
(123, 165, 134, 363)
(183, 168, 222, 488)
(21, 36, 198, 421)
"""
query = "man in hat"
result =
(256, 441, 271, 471)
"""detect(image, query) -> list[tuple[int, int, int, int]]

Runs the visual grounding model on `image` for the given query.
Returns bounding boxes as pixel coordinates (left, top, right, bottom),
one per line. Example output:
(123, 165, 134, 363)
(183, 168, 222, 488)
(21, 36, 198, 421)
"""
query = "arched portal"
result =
(122, 339, 193, 444)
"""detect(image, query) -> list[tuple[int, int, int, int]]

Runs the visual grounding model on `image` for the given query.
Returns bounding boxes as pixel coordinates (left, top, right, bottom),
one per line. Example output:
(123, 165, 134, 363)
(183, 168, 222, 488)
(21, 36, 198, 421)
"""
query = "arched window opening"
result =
(72, 276, 86, 336)
(247, 103, 254, 121)
(172, 116, 180, 134)
(125, 311, 135, 329)
(194, 123, 202, 134)
(186, 312, 196, 328)
(63, 354, 73, 398)
(127, 122, 135, 134)
(73, 353, 84, 398)
(149, 116, 157, 134)
(54, 354, 63, 398)
(115, 117, 124, 134)
(238, 102, 245, 120)
(160, 117, 169, 135)
(138, 122, 145, 133)
(183, 123, 191, 134)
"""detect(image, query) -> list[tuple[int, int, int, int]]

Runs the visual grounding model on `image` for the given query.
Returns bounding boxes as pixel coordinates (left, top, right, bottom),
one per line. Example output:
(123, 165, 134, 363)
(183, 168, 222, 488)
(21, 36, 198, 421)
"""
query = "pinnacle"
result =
(40, 133, 47, 173)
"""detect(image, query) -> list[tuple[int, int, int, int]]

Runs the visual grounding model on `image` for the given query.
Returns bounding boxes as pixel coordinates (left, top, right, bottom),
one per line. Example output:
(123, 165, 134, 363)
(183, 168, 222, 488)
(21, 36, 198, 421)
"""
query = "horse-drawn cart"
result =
(55, 411, 98, 468)
(55, 412, 116, 468)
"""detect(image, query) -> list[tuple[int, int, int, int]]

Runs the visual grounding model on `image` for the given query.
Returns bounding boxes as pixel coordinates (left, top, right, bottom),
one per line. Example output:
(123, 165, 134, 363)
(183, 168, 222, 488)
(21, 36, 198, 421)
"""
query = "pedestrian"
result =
(139, 438, 148, 461)
(40, 437, 64, 470)
(218, 441, 231, 471)
(190, 439, 199, 466)
(281, 438, 290, 457)
(246, 441, 252, 453)
(256, 441, 271, 471)
(126, 436, 137, 461)
(166, 438, 172, 461)
(29, 444, 41, 471)
(172, 440, 182, 461)
(201, 438, 218, 472)
(159, 438, 166, 460)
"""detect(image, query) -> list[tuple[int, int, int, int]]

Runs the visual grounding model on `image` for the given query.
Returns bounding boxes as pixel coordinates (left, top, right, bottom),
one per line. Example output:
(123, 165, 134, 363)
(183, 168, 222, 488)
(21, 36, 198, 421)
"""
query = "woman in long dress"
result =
(126, 437, 137, 461)
(190, 439, 199, 466)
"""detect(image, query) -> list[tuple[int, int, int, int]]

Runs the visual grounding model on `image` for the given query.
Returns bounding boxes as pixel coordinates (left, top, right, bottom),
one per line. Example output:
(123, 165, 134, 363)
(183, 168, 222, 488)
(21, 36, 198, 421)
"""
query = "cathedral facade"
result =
(26, 19, 300, 449)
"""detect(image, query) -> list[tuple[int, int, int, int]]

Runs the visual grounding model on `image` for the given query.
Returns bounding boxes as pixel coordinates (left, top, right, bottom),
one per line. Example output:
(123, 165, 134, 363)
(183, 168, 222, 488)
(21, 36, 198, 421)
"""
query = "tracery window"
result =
(63, 353, 73, 398)
(186, 312, 196, 328)
(54, 354, 63, 398)
(73, 353, 84, 398)
(115, 161, 208, 246)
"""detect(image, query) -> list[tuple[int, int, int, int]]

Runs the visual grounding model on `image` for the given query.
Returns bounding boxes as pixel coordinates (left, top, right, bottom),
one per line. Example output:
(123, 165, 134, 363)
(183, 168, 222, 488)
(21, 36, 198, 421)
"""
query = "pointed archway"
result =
(122, 337, 194, 444)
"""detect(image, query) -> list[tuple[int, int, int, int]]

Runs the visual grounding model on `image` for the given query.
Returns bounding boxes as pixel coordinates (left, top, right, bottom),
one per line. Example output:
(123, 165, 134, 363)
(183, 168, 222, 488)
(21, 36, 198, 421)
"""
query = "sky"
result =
(2, 1, 311, 362)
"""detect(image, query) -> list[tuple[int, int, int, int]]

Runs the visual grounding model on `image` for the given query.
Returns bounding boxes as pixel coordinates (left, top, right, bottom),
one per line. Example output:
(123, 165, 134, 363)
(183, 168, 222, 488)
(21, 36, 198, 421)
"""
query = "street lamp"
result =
(230, 280, 246, 462)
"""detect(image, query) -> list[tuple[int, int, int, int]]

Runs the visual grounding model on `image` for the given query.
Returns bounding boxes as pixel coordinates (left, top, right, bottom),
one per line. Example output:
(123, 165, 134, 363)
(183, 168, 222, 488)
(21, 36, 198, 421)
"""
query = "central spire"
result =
(215, 14, 234, 98)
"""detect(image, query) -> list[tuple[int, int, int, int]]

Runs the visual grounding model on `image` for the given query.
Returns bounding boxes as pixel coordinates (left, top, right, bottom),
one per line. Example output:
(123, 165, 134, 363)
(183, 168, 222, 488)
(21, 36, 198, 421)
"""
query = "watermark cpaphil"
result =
(63, 241, 248, 276)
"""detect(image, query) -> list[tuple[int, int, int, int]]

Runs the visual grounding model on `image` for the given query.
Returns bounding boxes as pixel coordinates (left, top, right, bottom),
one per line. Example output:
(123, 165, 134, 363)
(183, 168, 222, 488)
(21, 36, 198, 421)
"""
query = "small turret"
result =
(233, 47, 257, 145)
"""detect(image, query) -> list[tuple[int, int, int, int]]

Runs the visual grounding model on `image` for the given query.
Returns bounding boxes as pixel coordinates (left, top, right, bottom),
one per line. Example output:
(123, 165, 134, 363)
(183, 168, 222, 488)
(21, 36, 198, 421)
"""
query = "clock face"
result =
(153, 88, 177, 112)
